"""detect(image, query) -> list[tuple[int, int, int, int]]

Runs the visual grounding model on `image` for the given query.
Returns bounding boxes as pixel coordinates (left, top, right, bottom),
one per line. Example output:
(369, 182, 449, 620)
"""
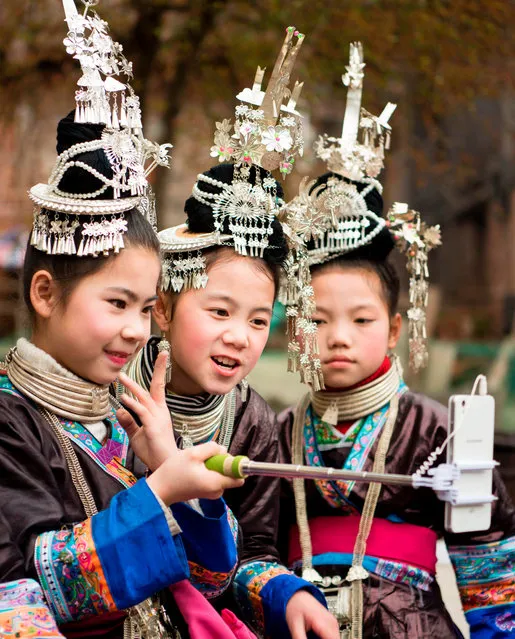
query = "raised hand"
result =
(117, 351, 177, 471)
(117, 351, 244, 505)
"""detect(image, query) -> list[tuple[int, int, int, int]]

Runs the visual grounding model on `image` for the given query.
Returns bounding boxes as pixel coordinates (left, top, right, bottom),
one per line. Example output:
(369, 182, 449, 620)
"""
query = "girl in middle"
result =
(124, 26, 339, 639)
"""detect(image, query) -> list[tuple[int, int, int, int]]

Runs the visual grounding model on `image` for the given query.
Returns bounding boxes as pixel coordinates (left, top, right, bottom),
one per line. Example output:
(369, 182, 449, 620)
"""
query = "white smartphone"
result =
(445, 394, 496, 533)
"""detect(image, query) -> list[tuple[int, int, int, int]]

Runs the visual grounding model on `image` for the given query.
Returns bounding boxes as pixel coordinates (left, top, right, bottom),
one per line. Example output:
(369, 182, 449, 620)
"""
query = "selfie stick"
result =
(204, 454, 497, 508)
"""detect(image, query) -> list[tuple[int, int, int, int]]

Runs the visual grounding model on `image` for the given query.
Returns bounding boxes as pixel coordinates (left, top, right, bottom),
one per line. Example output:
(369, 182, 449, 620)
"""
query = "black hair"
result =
(307, 172, 395, 261)
(23, 112, 160, 319)
(184, 163, 289, 283)
(23, 209, 160, 318)
(311, 256, 400, 317)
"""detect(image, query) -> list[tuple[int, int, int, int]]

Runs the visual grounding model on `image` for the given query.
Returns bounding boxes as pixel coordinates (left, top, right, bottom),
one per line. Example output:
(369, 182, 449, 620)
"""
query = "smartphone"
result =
(445, 394, 496, 533)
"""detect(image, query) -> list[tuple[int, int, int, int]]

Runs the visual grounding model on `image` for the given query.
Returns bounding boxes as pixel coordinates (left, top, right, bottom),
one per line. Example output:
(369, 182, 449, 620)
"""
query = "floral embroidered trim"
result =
(449, 537, 515, 612)
(449, 536, 515, 585)
(233, 561, 292, 632)
(34, 522, 117, 623)
(0, 608, 63, 638)
(0, 374, 135, 489)
(188, 563, 234, 599)
(0, 578, 63, 637)
(459, 579, 515, 612)
(56, 415, 135, 489)
(374, 558, 434, 591)
(303, 383, 407, 509)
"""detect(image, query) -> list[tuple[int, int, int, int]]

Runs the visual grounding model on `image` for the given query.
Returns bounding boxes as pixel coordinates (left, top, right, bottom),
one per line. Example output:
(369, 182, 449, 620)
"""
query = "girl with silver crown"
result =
(123, 26, 339, 639)
(0, 3, 250, 638)
(277, 43, 515, 639)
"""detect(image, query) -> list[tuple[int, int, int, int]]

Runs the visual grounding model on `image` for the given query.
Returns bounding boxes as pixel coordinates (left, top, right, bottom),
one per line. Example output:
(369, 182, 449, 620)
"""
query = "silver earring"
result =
(157, 334, 172, 384)
(240, 377, 249, 402)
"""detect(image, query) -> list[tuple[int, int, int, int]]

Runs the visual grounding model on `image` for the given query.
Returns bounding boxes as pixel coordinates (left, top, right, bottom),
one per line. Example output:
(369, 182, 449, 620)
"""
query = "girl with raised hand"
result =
(124, 27, 339, 639)
(0, 4, 245, 638)
(278, 43, 515, 639)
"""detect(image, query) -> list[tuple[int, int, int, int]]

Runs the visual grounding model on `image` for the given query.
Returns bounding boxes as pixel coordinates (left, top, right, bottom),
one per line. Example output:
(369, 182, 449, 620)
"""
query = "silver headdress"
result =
(387, 203, 442, 372)
(301, 41, 397, 266)
(160, 26, 305, 294)
(279, 41, 397, 386)
(315, 42, 396, 183)
(29, 0, 172, 258)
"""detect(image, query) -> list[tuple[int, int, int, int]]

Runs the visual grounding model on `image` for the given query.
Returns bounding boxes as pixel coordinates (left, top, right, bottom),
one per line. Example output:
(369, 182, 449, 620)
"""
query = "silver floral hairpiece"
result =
(191, 172, 284, 259)
(315, 42, 396, 182)
(387, 202, 442, 371)
(191, 26, 305, 261)
(277, 178, 325, 390)
(29, 0, 172, 258)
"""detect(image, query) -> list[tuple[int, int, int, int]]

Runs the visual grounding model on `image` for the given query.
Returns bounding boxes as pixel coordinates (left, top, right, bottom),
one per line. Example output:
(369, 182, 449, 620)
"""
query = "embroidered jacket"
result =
(278, 390, 515, 639)
(0, 373, 238, 638)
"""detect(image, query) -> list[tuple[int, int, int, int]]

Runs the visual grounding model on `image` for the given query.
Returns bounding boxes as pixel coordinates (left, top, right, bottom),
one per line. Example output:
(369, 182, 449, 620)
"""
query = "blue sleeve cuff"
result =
(171, 498, 237, 573)
(261, 574, 326, 639)
(92, 478, 189, 608)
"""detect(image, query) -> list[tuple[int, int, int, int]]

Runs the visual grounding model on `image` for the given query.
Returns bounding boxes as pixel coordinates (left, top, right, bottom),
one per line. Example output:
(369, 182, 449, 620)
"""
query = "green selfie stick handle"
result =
(205, 454, 249, 479)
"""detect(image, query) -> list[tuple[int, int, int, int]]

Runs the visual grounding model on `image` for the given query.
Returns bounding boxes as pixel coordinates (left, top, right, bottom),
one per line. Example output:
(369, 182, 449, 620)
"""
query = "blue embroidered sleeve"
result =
(171, 499, 238, 599)
(0, 578, 64, 638)
(233, 560, 326, 638)
(34, 478, 188, 624)
(448, 536, 515, 637)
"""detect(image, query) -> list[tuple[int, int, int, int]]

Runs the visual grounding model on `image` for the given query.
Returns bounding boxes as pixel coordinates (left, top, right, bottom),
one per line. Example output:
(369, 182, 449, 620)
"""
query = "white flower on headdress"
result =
(215, 119, 232, 134)
(247, 109, 265, 121)
(232, 140, 261, 165)
(210, 144, 234, 162)
(423, 225, 442, 248)
(235, 105, 249, 117)
(402, 225, 424, 247)
(63, 32, 86, 56)
(236, 120, 258, 138)
(280, 116, 296, 128)
(261, 126, 293, 152)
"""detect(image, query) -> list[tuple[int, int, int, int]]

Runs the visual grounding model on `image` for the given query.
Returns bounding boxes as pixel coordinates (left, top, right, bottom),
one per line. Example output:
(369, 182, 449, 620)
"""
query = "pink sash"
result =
(288, 516, 437, 574)
(170, 580, 257, 639)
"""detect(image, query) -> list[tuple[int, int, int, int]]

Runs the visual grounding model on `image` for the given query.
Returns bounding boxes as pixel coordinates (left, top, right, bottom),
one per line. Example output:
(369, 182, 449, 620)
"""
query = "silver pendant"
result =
(179, 423, 194, 449)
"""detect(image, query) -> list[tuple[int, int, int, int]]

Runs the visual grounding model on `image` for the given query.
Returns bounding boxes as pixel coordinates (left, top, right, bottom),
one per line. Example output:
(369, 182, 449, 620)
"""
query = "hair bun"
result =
(54, 111, 122, 200)
(308, 171, 394, 261)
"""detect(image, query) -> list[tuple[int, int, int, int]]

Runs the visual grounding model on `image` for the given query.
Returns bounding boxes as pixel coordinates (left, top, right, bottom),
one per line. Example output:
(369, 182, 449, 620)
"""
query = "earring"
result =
(157, 333, 173, 384)
(240, 377, 249, 403)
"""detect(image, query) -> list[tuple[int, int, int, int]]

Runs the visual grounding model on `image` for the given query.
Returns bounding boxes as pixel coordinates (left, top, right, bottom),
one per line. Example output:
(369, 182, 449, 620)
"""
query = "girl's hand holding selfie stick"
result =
(115, 351, 244, 505)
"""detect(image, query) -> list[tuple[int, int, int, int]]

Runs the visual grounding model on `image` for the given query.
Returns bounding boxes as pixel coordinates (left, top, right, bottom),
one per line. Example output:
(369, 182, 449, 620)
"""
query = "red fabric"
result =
(170, 580, 258, 639)
(288, 516, 437, 575)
